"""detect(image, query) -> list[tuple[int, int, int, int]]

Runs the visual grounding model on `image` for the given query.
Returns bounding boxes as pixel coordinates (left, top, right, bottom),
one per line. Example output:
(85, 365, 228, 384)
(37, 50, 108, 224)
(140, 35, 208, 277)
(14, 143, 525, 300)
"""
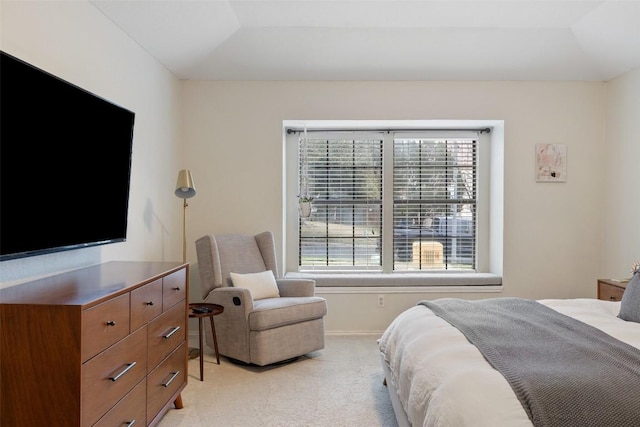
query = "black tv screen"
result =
(0, 51, 135, 261)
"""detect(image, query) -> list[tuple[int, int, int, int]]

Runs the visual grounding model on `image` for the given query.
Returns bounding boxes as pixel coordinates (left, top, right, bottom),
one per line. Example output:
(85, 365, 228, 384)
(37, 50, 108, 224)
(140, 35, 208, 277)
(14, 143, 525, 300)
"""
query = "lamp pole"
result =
(182, 198, 188, 263)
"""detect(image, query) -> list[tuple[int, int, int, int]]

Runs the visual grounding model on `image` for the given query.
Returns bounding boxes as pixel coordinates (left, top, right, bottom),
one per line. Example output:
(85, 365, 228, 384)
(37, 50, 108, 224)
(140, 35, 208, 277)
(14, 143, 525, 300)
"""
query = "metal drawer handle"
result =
(109, 362, 137, 382)
(146, 301, 154, 306)
(106, 321, 116, 326)
(125, 420, 136, 427)
(162, 371, 180, 387)
(163, 326, 181, 339)
(172, 286, 181, 291)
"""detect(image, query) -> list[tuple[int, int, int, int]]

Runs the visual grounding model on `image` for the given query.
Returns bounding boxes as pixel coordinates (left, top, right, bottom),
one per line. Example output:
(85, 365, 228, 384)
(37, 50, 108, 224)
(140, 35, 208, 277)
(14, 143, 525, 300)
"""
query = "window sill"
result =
(284, 272, 502, 293)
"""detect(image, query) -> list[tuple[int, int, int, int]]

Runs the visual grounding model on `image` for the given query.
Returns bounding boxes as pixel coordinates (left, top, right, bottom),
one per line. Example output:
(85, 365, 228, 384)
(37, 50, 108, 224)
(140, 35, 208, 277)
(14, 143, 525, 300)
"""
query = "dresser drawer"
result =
(147, 343, 186, 422)
(598, 281, 626, 301)
(82, 294, 130, 362)
(93, 379, 146, 427)
(163, 269, 186, 310)
(82, 326, 148, 427)
(148, 301, 186, 370)
(131, 279, 163, 331)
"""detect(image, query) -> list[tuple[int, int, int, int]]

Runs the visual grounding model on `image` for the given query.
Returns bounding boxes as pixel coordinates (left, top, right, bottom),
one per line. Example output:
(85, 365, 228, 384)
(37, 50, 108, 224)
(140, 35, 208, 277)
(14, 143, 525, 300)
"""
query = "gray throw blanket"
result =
(419, 298, 640, 427)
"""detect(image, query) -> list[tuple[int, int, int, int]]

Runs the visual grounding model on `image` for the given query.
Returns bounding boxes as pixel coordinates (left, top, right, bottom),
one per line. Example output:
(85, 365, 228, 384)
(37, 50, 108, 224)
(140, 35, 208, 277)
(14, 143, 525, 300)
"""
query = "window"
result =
(290, 128, 485, 273)
(298, 133, 383, 270)
(393, 136, 476, 271)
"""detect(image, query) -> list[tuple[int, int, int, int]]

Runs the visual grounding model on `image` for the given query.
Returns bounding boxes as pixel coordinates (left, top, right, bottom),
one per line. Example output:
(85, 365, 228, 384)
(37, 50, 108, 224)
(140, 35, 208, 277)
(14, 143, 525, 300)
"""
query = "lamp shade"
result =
(175, 169, 196, 199)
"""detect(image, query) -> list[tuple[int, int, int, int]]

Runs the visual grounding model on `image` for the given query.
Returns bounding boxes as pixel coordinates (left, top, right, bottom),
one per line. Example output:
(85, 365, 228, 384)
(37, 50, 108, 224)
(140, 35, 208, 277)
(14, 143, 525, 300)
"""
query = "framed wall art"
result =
(536, 143, 567, 182)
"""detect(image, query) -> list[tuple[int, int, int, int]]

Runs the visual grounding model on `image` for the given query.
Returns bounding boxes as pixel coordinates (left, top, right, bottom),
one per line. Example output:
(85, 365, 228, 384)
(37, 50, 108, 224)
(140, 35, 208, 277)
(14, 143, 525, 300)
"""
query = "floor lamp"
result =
(175, 169, 196, 263)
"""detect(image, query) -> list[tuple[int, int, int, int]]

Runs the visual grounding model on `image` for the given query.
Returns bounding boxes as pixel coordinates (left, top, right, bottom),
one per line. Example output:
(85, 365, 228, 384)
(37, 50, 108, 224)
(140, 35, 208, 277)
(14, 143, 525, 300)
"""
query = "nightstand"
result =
(597, 279, 629, 301)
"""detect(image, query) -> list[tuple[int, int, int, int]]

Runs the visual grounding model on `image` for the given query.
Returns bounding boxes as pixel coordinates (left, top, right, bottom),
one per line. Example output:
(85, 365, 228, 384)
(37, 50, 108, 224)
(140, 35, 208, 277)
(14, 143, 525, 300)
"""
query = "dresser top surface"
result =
(0, 261, 187, 307)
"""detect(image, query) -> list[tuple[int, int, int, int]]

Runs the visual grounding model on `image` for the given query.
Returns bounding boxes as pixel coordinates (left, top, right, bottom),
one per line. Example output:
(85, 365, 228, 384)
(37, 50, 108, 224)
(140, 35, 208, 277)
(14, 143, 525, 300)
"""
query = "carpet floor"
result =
(158, 334, 398, 427)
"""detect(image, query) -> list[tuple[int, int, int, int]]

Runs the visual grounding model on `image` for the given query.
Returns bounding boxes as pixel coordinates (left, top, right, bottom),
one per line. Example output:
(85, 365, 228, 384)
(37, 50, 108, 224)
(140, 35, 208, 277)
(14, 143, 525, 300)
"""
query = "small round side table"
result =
(188, 303, 224, 381)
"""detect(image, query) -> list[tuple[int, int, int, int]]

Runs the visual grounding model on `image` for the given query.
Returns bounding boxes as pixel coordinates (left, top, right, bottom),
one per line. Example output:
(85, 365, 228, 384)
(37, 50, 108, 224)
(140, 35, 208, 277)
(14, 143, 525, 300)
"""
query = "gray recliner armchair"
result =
(195, 231, 327, 366)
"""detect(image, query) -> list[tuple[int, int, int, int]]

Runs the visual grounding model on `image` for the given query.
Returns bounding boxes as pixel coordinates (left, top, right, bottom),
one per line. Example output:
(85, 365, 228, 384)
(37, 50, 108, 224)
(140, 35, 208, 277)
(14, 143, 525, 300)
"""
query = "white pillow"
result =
(230, 270, 280, 300)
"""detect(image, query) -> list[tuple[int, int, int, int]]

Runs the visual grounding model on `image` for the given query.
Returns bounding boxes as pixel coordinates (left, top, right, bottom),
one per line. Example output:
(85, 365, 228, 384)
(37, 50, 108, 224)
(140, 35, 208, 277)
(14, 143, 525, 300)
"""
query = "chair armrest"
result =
(276, 278, 316, 297)
(208, 287, 254, 316)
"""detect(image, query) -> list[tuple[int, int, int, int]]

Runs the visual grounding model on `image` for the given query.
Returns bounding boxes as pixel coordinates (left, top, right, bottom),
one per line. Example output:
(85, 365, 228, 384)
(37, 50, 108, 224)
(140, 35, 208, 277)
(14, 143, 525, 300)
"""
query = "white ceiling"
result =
(91, 0, 640, 81)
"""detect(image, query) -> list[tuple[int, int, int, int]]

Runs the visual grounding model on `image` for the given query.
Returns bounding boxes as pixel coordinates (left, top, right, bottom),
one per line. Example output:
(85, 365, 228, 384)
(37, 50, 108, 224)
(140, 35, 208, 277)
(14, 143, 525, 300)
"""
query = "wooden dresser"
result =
(597, 278, 628, 301)
(0, 261, 189, 427)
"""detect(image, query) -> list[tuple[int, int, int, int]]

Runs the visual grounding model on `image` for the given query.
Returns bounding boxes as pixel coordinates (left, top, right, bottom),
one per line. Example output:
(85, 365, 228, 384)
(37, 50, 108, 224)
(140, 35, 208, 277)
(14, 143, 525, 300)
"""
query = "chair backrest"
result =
(195, 231, 279, 300)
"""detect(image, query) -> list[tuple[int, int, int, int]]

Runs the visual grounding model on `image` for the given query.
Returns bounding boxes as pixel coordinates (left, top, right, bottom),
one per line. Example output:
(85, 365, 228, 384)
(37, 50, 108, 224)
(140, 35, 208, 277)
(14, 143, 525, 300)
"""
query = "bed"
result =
(378, 294, 640, 427)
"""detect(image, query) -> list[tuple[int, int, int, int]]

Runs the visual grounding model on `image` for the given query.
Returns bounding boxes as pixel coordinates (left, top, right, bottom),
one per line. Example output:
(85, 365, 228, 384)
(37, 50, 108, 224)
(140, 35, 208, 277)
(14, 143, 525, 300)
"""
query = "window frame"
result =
(284, 121, 500, 282)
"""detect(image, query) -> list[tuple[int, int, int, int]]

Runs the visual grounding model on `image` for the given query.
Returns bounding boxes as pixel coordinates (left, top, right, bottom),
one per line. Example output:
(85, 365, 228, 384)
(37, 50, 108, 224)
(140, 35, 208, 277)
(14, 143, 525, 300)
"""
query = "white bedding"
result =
(378, 298, 640, 427)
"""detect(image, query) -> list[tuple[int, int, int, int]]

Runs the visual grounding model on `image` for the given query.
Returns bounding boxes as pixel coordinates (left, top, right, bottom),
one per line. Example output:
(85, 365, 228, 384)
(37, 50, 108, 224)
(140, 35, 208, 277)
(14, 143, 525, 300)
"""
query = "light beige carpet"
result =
(158, 334, 398, 427)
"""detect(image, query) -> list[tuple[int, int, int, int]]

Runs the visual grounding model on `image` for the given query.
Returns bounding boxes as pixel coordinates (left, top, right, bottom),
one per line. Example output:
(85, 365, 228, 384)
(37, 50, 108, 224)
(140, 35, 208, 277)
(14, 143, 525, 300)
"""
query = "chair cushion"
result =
(249, 297, 328, 331)
(230, 270, 280, 300)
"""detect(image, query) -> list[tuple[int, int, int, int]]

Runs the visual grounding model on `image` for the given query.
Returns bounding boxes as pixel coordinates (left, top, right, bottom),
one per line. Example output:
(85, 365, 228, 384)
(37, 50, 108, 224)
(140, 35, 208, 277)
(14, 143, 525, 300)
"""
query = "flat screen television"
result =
(0, 51, 135, 261)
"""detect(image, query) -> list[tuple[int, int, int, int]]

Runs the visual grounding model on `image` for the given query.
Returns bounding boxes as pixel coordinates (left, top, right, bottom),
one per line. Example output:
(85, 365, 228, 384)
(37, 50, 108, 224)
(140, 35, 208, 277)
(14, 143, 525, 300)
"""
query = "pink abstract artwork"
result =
(536, 143, 567, 182)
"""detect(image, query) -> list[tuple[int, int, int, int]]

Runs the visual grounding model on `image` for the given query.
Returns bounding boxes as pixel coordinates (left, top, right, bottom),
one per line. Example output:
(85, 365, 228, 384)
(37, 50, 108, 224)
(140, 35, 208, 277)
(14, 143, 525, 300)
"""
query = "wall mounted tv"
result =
(0, 51, 135, 261)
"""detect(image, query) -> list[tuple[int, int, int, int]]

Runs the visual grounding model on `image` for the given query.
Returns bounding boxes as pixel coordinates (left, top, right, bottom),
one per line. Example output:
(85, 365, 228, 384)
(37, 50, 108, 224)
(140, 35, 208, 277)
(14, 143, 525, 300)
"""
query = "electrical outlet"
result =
(377, 294, 385, 308)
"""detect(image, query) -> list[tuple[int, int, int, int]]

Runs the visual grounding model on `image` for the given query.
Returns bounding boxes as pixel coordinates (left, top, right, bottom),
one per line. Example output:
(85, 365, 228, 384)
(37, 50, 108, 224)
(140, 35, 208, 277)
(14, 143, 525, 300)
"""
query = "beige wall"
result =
(0, 1, 184, 286)
(181, 80, 614, 332)
(1, 1, 637, 334)
(602, 69, 640, 277)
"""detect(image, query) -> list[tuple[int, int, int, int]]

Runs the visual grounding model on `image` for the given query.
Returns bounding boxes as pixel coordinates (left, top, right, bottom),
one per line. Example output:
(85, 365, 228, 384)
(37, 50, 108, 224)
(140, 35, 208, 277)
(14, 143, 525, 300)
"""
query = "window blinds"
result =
(298, 135, 383, 268)
(393, 137, 476, 270)
(296, 132, 477, 271)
